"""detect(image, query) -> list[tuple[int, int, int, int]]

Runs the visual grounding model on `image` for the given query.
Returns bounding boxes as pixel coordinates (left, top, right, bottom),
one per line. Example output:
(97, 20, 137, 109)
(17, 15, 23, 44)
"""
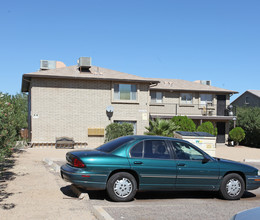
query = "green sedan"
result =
(60, 135, 260, 202)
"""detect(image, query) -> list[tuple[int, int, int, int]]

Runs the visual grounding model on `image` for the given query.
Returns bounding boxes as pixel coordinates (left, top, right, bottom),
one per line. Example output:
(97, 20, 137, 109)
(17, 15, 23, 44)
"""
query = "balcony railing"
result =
(149, 103, 236, 117)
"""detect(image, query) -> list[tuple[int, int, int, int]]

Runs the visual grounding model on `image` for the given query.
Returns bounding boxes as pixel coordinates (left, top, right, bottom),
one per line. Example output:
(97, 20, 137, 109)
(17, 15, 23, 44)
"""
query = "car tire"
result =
(107, 172, 137, 202)
(219, 173, 245, 200)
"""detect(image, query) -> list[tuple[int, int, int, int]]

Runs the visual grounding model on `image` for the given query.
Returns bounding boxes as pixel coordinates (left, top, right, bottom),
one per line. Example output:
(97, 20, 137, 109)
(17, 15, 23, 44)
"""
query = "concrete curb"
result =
(42, 158, 90, 200)
(43, 158, 60, 172)
(70, 184, 90, 200)
(92, 206, 114, 220)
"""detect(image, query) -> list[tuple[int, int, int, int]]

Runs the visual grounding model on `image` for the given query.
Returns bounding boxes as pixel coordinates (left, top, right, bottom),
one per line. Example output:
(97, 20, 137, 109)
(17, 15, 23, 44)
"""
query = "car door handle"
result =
(134, 161, 143, 165)
(177, 163, 186, 167)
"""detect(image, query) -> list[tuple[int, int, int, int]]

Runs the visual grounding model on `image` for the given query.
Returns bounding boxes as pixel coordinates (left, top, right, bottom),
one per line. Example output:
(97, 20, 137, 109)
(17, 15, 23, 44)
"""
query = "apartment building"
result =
(21, 58, 237, 147)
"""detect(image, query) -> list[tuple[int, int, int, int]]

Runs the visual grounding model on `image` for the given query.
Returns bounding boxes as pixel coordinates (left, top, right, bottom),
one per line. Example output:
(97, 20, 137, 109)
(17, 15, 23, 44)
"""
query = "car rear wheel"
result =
(219, 173, 245, 200)
(107, 172, 137, 202)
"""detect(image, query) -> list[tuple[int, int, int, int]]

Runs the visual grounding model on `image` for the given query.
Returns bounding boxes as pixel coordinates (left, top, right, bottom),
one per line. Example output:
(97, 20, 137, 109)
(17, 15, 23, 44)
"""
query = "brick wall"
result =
(30, 78, 150, 147)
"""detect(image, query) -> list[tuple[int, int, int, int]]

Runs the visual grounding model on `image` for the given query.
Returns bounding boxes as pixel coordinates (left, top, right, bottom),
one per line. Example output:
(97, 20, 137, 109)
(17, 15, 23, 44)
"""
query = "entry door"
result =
(170, 141, 219, 190)
(217, 95, 226, 116)
(128, 139, 177, 190)
(217, 122, 226, 143)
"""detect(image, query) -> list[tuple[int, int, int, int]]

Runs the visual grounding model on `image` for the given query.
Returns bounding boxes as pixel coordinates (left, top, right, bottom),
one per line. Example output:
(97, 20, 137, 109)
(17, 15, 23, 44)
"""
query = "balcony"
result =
(149, 103, 236, 119)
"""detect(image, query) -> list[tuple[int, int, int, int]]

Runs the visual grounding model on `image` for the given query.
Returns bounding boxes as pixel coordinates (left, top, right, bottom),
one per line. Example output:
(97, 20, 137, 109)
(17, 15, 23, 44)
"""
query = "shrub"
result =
(197, 121, 217, 136)
(105, 122, 134, 142)
(234, 107, 260, 147)
(145, 118, 179, 137)
(229, 127, 245, 145)
(171, 116, 196, 132)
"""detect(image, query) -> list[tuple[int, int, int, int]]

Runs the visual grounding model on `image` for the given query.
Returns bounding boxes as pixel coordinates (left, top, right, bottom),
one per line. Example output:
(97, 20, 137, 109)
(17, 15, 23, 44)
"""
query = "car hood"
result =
(215, 157, 258, 172)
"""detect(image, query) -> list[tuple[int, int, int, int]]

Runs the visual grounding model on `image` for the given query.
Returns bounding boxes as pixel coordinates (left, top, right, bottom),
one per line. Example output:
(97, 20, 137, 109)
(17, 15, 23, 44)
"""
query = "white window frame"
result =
(113, 83, 137, 101)
(200, 94, 213, 107)
(151, 91, 163, 103)
(180, 93, 193, 105)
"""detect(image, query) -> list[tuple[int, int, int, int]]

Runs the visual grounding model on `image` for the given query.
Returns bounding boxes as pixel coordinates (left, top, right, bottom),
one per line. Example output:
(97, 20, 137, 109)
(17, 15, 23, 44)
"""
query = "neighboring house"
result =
(231, 90, 260, 107)
(21, 58, 237, 147)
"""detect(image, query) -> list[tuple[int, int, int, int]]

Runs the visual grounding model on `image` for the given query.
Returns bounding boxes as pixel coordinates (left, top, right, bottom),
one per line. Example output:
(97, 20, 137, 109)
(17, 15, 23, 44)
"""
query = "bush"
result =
(145, 118, 179, 137)
(105, 123, 134, 142)
(229, 127, 245, 145)
(197, 121, 217, 136)
(0, 92, 28, 162)
(171, 116, 196, 132)
(234, 107, 260, 147)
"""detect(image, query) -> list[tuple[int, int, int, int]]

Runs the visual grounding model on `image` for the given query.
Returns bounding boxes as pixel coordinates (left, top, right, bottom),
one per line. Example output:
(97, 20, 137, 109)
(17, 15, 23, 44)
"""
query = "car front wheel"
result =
(107, 172, 137, 202)
(219, 173, 245, 200)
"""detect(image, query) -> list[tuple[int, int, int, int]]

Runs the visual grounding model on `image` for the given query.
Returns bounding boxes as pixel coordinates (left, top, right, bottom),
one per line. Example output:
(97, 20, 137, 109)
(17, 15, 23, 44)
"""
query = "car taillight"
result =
(73, 158, 85, 168)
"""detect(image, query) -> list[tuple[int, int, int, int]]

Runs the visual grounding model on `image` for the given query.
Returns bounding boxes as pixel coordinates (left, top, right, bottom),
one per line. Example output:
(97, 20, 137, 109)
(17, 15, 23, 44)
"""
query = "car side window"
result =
(130, 141, 143, 158)
(171, 141, 204, 160)
(144, 140, 170, 159)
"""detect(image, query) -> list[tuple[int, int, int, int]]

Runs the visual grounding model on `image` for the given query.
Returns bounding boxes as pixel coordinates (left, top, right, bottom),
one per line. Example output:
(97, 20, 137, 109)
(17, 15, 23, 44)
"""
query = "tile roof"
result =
(148, 78, 237, 93)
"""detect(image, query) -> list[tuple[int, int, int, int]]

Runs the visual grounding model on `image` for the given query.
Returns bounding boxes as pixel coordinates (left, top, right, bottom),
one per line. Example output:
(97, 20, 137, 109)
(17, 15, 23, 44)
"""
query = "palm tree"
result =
(145, 118, 179, 137)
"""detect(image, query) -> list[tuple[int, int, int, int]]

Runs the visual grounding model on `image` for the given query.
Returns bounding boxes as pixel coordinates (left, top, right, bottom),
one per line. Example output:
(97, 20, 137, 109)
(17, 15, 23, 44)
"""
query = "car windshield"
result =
(96, 136, 135, 153)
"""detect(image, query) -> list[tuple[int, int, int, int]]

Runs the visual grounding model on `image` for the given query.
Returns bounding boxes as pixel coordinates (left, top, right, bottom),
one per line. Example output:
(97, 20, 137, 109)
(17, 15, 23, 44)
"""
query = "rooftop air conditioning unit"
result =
(200, 80, 211, 86)
(78, 57, 91, 68)
(40, 60, 56, 70)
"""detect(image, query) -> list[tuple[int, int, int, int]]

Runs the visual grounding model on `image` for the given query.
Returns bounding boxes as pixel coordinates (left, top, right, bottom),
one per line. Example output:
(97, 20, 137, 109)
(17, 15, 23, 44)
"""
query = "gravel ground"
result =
(0, 148, 96, 220)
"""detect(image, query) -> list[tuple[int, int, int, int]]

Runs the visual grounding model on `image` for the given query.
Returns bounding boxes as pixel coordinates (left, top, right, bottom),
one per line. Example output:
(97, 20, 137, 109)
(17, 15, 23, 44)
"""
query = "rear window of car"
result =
(96, 136, 135, 153)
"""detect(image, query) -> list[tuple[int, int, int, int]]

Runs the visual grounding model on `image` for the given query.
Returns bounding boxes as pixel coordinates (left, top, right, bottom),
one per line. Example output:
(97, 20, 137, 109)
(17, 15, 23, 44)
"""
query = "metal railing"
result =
(149, 103, 236, 117)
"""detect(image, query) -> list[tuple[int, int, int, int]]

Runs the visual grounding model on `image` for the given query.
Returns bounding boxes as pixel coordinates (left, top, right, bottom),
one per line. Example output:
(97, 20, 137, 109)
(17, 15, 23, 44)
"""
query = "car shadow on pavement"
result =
(60, 186, 78, 198)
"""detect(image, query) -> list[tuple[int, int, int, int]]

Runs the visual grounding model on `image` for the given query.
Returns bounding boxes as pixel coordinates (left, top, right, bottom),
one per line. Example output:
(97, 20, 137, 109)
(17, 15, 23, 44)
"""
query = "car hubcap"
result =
(226, 178, 241, 197)
(113, 178, 132, 198)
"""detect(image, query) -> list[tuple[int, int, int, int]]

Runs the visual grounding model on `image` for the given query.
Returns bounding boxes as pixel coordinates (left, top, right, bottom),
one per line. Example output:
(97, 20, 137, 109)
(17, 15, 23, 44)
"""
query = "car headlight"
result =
(258, 170, 260, 176)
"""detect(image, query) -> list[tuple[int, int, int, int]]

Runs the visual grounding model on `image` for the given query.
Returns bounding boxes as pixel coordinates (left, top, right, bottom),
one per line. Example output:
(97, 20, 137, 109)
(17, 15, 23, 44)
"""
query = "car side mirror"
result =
(202, 157, 210, 164)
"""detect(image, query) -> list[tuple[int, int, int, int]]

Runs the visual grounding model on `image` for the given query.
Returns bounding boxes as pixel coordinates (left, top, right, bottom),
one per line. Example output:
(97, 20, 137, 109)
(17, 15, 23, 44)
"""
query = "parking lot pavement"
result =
(46, 146, 260, 220)
(53, 163, 260, 220)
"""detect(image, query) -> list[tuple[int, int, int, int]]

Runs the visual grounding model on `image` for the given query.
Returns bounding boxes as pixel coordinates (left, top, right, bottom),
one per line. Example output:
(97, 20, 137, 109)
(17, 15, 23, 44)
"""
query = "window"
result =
(96, 136, 135, 153)
(171, 141, 204, 160)
(130, 141, 143, 158)
(114, 121, 137, 135)
(151, 91, 163, 103)
(181, 93, 193, 104)
(200, 94, 213, 106)
(114, 84, 137, 101)
(130, 140, 170, 159)
(245, 96, 249, 104)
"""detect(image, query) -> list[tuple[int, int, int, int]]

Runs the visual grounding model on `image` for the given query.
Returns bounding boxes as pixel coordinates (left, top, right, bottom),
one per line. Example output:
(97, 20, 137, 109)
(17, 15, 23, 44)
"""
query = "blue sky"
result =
(0, 0, 259, 101)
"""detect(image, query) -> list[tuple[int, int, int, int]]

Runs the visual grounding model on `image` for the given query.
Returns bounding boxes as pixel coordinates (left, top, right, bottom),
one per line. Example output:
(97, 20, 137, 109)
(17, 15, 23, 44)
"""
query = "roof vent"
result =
(40, 60, 66, 70)
(40, 60, 56, 70)
(201, 80, 211, 86)
(78, 57, 91, 69)
(194, 80, 211, 86)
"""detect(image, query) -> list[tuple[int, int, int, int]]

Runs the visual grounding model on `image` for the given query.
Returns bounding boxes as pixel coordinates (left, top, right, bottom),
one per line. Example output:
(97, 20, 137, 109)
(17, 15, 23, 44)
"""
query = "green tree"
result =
(0, 93, 16, 161)
(171, 116, 196, 132)
(145, 118, 179, 137)
(197, 121, 218, 136)
(234, 107, 260, 147)
(105, 122, 134, 142)
(229, 127, 245, 146)
(0, 92, 28, 161)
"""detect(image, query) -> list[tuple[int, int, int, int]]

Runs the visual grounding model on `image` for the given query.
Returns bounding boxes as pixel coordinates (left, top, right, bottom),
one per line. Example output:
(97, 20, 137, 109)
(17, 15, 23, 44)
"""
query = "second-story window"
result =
(200, 94, 213, 106)
(114, 84, 137, 101)
(151, 91, 162, 103)
(181, 93, 193, 104)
